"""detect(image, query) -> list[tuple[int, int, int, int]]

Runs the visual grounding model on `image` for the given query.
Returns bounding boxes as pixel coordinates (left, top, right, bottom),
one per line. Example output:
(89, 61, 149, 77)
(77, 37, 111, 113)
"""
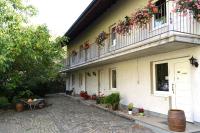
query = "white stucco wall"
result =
(68, 46, 200, 122)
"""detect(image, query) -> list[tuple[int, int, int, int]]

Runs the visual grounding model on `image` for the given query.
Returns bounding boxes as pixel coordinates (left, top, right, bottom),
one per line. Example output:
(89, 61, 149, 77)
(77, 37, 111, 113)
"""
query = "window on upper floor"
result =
(110, 25, 116, 47)
(153, 0, 167, 28)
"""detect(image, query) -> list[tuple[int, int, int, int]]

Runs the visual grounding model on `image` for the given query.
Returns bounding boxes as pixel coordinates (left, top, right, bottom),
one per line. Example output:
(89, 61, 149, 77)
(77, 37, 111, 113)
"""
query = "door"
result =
(98, 70, 103, 96)
(173, 61, 193, 122)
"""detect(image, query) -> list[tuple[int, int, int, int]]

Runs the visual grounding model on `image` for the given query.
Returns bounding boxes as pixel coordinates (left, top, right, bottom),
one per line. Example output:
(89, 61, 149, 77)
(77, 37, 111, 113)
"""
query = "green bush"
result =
(105, 93, 120, 106)
(0, 97, 9, 106)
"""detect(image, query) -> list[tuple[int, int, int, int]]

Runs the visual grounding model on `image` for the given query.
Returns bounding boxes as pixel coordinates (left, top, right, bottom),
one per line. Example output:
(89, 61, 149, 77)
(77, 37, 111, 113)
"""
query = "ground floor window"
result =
(153, 62, 169, 95)
(79, 73, 83, 87)
(72, 74, 75, 86)
(110, 69, 117, 89)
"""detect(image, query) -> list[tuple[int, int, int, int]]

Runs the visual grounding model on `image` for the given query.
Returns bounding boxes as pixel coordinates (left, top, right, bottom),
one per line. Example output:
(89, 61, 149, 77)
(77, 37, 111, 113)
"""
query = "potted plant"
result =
(83, 40, 90, 50)
(95, 31, 108, 47)
(172, 0, 200, 22)
(131, 8, 153, 28)
(15, 101, 24, 112)
(147, 0, 158, 14)
(91, 94, 97, 100)
(138, 108, 144, 116)
(128, 103, 134, 115)
(72, 50, 77, 56)
(105, 93, 120, 111)
(116, 16, 133, 35)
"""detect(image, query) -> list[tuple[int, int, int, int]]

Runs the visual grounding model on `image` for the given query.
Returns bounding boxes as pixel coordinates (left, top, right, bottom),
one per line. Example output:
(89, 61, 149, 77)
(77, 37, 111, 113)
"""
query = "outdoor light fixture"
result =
(189, 56, 199, 67)
(87, 72, 91, 77)
(92, 72, 96, 76)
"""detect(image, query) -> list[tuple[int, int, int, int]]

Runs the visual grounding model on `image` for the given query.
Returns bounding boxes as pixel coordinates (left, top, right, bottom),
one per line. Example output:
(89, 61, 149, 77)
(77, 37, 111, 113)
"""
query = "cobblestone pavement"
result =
(0, 94, 154, 133)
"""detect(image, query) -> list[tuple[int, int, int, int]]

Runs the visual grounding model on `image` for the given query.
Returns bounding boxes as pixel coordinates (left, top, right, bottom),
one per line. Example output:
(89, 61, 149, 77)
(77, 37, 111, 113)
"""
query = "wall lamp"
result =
(189, 56, 199, 68)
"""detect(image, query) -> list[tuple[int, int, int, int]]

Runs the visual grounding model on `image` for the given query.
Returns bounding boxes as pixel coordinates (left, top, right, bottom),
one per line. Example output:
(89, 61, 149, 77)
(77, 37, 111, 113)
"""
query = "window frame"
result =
(109, 24, 117, 47)
(110, 68, 117, 90)
(152, 61, 171, 96)
(152, 0, 168, 30)
(71, 74, 75, 86)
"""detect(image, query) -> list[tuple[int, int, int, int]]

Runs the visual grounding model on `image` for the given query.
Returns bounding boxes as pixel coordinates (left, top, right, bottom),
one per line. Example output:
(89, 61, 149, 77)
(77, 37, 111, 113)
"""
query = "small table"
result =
(21, 99, 45, 110)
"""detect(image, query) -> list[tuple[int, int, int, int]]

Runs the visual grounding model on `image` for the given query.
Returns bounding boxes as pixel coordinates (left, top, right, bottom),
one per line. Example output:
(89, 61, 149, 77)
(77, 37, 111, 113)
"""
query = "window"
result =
(155, 63, 169, 92)
(110, 69, 117, 89)
(111, 26, 116, 46)
(72, 74, 75, 86)
(153, 0, 167, 28)
(79, 73, 83, 87)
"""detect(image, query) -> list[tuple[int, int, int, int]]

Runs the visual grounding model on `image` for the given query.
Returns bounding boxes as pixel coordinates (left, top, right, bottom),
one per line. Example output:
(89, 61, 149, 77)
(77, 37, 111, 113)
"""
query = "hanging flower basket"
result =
(83, 40, 90, 50)
(71, 50, 77, 56)
(152, 6, 158, 14)
(131, 8, 153, 28)
(146, 0, 158, 14)
(172, 0, 200, 22)
(116, 16, 133, 35)
(95, 31, 108, 47)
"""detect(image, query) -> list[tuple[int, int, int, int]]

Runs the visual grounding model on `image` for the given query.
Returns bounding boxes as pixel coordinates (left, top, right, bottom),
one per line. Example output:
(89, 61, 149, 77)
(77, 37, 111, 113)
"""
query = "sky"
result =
(28, 0, 93, 37)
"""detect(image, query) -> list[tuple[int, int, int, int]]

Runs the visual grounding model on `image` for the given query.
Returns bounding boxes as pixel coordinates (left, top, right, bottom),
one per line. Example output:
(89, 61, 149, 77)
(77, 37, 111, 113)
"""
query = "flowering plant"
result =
(71, 50, 77, 56)
(132, 8, 153, 28)
(83, 40, 90, 49)
(146, 0, 159, 14)
(95, 31, 108, 47)
(116, 16, 133, 35)
(172, 0, 200, 22)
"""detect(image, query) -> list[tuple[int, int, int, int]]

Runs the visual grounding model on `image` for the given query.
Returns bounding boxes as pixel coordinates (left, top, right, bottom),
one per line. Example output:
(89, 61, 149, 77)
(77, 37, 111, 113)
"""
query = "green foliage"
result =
(0, 0, 68, 100)
(128, 103, 134, 110)
(104, 93, 120, 106)
(0, 96, 9, 106)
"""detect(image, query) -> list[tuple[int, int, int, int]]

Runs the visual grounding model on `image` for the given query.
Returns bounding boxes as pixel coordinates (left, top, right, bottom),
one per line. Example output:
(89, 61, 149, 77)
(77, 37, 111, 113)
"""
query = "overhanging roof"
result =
(64, 0, 118, 44)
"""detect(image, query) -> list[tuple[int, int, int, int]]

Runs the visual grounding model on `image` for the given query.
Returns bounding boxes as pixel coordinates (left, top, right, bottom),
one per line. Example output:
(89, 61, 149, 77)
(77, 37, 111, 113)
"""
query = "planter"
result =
(16, 103, 24, 112)
(168, 109, 186, 132)
(152, 6, 158, 14)
(128, 110, 132, 115)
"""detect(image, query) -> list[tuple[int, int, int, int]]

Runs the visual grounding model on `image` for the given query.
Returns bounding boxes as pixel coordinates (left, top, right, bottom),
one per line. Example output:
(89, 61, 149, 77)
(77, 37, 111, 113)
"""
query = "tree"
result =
(0, 0, 67, 100)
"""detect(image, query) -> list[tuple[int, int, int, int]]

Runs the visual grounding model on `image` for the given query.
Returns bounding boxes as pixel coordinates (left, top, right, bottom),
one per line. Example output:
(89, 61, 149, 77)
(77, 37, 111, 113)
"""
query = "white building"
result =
(62, 0, 200, 123)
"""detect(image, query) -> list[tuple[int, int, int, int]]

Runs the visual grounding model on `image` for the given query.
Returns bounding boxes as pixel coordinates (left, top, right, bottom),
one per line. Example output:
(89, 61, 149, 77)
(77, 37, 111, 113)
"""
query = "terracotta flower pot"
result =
(152, 6, 158, 14)
(16, 103, 24, 112)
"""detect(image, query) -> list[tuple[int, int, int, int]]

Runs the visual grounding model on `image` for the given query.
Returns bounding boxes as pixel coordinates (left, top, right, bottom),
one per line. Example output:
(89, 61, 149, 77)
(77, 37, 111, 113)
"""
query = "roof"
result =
(64, 0, 118, 44)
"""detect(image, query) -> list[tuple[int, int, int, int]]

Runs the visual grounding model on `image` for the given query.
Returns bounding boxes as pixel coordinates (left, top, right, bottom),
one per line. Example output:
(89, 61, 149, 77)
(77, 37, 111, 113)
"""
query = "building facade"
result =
(62, 0, 200, 123)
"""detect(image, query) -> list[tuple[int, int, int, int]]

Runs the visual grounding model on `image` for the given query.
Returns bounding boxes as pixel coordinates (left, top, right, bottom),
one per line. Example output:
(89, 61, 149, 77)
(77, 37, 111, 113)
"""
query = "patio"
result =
(0, 94, 154, 133)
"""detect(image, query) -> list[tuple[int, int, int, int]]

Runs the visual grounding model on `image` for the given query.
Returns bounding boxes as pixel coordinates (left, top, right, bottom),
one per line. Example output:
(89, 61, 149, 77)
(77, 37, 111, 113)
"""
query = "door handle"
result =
(172, 84, 175, 94)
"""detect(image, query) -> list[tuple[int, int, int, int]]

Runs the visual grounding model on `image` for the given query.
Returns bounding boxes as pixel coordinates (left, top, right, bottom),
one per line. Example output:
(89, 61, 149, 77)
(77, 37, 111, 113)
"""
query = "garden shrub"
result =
(0, 97, 9, 107)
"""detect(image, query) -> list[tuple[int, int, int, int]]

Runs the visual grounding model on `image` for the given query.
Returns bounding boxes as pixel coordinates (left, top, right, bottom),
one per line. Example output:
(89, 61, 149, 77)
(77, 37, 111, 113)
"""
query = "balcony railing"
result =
(63, 1, 200, 70)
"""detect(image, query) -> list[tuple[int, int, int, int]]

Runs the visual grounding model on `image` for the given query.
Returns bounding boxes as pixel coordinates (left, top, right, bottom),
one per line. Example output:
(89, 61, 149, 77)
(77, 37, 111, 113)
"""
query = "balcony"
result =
(61, 2, 200, 72)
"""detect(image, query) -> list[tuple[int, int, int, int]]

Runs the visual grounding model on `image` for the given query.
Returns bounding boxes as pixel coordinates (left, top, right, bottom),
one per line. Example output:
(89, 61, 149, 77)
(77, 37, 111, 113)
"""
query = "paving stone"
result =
(0, 94, 154, 133)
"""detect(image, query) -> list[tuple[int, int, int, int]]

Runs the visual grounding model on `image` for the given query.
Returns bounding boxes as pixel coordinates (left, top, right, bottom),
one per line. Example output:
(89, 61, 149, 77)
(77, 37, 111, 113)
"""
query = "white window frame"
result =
(152, 61, 171, 96)
(79, 73, 83, 87)
(152, 0, 169, 30)
(71, 74, 75, 86)
(110, 68, 117, 90)
(110, 25, 117, 47)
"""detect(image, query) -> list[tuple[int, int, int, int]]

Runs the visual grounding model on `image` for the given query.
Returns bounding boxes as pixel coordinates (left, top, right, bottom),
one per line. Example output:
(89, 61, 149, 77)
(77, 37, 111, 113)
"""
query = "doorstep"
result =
(65, 95, 200, 133)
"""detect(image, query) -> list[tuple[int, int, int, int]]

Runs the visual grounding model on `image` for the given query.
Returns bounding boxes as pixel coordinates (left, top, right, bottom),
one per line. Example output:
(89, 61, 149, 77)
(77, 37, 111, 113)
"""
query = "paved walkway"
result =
(0, 94, 154, 133)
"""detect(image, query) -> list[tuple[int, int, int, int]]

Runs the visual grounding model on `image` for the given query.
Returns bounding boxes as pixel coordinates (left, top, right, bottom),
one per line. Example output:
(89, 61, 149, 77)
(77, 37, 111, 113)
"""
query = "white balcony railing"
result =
(63, 1, 200, 70)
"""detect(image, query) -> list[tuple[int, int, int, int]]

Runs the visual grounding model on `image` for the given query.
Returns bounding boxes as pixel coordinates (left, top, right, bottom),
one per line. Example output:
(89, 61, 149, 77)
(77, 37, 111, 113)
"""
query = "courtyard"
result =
(0, 94, 154, 133)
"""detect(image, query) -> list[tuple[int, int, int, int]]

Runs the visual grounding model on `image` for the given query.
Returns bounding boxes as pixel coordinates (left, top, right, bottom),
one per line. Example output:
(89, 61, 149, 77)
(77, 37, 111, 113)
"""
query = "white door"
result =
(173, 61, 193, 122)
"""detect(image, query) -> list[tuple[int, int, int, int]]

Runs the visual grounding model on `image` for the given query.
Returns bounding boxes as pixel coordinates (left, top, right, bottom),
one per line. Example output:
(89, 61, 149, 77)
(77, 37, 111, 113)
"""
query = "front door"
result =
(172, 61, 193, 122)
